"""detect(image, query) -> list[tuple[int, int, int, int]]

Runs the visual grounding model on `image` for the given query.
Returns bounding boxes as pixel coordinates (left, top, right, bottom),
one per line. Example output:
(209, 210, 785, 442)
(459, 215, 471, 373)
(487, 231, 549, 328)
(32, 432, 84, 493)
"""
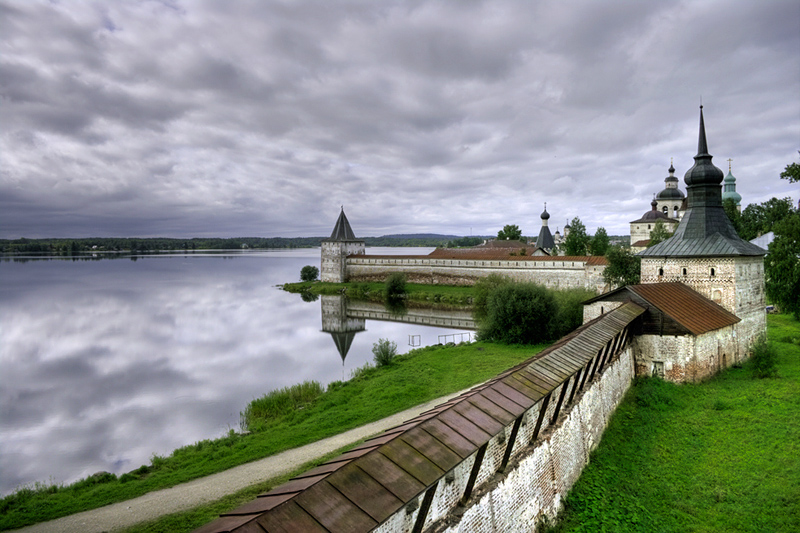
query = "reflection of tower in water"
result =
(320, 295, 366, 379)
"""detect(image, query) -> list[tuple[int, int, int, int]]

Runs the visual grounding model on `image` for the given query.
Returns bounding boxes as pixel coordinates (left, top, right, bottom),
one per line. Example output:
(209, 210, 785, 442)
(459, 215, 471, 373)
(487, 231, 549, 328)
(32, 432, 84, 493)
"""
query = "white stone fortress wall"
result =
(321, 240, 365, 282)
(372, 345, 636, 533)
(345, 256, 607, 293)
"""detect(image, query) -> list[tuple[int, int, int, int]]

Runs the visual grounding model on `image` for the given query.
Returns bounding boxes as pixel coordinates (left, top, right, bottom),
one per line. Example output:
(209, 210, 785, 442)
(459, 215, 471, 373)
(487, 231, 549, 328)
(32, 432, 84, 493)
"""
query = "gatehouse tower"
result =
(639, 107, 766, 355)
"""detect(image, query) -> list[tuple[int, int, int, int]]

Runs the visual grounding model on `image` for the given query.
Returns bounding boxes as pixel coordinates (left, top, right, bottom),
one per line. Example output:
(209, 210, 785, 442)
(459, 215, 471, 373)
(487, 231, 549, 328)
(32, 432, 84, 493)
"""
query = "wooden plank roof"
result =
(194, 302, 644, 533)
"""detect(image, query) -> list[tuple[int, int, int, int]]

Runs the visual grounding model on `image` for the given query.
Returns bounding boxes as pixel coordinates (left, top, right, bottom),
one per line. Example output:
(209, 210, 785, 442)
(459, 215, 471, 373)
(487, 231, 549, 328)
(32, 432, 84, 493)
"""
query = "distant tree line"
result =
(0, 234, 465, 254)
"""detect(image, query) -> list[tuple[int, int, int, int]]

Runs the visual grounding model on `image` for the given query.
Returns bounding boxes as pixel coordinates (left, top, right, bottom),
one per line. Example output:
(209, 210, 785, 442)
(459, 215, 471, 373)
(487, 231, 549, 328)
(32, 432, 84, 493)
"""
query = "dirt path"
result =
(17, 389, 470, 533)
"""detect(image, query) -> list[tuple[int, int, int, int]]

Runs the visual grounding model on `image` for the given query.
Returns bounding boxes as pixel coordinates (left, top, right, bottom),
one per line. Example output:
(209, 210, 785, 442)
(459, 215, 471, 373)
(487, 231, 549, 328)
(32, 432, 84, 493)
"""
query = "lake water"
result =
(0, 248, 473, 495)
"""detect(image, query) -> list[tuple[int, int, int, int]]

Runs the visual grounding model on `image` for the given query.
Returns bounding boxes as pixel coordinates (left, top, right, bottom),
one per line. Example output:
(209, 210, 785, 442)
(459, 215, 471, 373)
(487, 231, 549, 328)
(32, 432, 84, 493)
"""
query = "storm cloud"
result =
(1, 0, 798, 238)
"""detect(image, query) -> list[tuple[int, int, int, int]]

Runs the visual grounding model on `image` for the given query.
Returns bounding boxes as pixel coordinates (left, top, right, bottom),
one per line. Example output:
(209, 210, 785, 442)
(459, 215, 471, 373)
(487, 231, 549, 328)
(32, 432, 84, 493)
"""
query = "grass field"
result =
(547, 313, 800, 533)
(283, 280, 476, 307)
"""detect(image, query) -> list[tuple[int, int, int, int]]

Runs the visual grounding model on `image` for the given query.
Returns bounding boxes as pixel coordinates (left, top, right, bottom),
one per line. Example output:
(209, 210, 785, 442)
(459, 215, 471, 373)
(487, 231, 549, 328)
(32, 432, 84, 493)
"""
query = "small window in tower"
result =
(682, 267, 687, 276)
(653, 361, 665, 378)
(710, 267, 716, 277)
(673, 206, 678, 217)
(658, 267, 664, 277)
(662, 206, 668, 214)
(648, 224, 651, 230)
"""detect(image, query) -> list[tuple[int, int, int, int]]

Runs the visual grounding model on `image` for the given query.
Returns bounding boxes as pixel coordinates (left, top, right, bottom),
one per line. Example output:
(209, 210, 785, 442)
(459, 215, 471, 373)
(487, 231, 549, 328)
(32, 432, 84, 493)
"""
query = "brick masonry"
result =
(372, 347, 635, 533)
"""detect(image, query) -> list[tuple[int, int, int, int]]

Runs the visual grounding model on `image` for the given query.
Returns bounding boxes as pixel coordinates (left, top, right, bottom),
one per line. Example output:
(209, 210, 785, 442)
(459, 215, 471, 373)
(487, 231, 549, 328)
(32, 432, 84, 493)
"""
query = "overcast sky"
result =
(1, 0, 798, 239)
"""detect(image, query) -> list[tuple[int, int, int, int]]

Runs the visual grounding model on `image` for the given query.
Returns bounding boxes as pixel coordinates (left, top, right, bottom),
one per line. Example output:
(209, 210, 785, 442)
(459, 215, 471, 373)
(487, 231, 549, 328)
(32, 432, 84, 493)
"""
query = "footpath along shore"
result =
(17, 388, 473, 533)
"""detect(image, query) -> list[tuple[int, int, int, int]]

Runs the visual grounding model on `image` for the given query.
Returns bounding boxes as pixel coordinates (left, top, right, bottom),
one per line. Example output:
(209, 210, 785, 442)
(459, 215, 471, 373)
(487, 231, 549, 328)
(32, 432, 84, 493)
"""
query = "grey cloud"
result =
(0, 0, 797, 239)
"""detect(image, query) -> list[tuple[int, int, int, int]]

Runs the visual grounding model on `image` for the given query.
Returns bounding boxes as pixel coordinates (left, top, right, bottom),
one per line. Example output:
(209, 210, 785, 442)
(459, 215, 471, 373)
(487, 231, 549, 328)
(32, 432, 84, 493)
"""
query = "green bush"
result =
(473, 274, 513, 319)
(372, 338, 398, 366)
(550, 288, 595, 339)
(750, 335, 778, 378)
(384, 272, 407, 301)
(300, 265, 319, 282)
(478, 282, 556, 344)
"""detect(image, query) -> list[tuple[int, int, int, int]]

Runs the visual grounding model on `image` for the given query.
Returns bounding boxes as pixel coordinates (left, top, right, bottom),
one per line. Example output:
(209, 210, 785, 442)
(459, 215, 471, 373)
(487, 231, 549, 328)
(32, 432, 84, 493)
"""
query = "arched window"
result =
(673, 206, 678, 217)
(710, 267, 716, 277)
(662, 206, 668, 214)
(648, 224, 651, 230)
(682, 267, 687, 276)
(658, 267, 664, 277)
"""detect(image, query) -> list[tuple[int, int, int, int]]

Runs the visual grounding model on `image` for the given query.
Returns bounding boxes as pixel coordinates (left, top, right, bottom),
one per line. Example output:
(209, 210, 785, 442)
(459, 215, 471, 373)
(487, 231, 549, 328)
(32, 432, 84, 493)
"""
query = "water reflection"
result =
(0, 250, 472, 495)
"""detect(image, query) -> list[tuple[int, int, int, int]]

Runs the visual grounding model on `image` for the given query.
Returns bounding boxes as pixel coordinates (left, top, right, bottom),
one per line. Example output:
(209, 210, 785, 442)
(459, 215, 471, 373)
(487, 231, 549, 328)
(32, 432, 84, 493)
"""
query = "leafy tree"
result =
(564, 217, 590, 256)
(603, 246, 641, 287)
(647, 220, 673, 248)
(739, 197, 795, 241)
(384, 272, 407, 302)
(590, 227, 610, 256)
(478, 282, 557, 344)
(497, 224, 523, 241)
(764, 211, 800, 319)
(300, 265, 319, 282)
(780, 152, 800, 183)
(723, 198, 744, 236)
(372, 339, 398, 367)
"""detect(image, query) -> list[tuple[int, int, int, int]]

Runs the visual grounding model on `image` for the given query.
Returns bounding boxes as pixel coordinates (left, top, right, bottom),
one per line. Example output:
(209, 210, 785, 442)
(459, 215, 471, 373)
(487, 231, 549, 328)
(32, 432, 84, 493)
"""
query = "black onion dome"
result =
(684, 106, 724, 187)
(540, 207, 550, 220)
(656, 187, 685, 200)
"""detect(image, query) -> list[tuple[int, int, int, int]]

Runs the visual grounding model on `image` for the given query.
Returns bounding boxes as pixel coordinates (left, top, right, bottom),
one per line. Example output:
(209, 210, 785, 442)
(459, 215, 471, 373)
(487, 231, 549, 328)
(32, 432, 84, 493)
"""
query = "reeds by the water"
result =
(240, 380, 324, 431)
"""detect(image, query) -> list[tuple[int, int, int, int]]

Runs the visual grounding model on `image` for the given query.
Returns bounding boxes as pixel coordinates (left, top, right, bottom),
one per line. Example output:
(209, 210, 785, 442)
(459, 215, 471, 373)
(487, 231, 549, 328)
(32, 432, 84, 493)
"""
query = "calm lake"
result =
(0, 248, 473, 496)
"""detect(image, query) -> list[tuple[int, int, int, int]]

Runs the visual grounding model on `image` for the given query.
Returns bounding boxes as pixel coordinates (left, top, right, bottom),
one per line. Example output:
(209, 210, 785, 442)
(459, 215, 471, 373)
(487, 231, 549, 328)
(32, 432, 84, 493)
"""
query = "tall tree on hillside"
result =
(564, 217, 590, 256)
(647, 220, 673, 248)
(780, 152, 800, 183)
(765, 211, 800, 319)
(497, 224, 523, 241)
(590, 227, 610, 256)
(723, 198, 744, 236)
(603, 246, 641, 287)
(740, 197, 795, 241)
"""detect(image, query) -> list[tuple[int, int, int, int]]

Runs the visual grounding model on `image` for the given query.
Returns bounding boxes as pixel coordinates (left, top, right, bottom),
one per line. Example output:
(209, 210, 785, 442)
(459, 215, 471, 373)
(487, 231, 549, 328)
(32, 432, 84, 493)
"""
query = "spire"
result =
(697, 105, 709, 156)
(328, 207, 357, 241)
(684, 106, 724, 187)
(640, 107, 764, 258)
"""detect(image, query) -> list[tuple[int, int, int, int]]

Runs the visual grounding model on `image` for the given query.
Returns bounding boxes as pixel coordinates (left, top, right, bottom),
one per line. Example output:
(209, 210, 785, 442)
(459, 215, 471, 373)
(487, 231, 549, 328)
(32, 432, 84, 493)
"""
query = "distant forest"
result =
(0, 234, 491, 254)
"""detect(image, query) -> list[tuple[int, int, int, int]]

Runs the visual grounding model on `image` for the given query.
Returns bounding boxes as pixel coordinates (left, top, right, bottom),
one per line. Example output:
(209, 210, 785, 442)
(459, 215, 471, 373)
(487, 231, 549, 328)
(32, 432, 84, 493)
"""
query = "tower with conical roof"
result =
(655, 160, 686, 220)
(535, 204, 555, 253)
(639, 107, 766, 357)
(321, 207, 365, 282)
(722, 159, 742, 212)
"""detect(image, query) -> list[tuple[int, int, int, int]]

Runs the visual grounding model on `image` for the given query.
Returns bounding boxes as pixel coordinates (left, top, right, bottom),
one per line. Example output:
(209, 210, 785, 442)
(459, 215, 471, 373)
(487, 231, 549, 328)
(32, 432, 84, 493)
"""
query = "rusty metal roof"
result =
(586, 282, 739, 335)
(194, 302, 643, 533)
(629, 283, 739, 335)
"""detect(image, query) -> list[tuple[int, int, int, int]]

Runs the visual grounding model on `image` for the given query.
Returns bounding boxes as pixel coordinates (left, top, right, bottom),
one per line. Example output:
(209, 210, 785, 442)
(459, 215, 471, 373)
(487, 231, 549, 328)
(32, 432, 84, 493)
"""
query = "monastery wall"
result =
(345, 256, 606, 292)
(378, 346, 634, 533)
